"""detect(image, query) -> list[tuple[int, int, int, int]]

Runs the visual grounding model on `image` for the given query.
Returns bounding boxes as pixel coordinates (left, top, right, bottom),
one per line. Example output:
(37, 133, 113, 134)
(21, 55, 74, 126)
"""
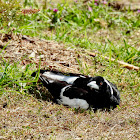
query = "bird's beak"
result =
(87, 81, 99, 90)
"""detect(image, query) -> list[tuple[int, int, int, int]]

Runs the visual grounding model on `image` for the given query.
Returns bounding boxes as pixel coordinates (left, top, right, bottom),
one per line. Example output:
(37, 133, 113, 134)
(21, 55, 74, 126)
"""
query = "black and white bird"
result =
(32, 70, 120, 110)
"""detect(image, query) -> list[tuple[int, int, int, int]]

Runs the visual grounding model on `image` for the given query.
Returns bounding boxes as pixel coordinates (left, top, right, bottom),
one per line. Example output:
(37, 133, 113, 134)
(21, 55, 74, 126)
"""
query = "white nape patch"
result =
(43, 72, 78, 84)
(57, 85, 89, 109)
(87, 81, 99, 90)
(110, 83, 120, 96)
(104, 79, 113, 95)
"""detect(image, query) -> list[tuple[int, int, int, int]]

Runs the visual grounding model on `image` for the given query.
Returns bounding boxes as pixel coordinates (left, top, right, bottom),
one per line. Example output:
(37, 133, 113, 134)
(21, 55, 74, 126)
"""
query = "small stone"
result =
(3, 102, 7, 108)
(29, 52, 35, 58)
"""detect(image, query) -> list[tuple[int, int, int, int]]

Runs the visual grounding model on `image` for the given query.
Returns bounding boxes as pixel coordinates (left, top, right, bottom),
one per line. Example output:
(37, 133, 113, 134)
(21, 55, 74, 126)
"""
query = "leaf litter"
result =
(0, 32, 96, 73)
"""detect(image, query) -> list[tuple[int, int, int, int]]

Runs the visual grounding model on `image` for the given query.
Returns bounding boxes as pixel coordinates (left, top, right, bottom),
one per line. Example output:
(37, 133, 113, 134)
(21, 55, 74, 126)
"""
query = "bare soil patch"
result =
(108, 0, 140, 11)
(0, 32, 96, 74)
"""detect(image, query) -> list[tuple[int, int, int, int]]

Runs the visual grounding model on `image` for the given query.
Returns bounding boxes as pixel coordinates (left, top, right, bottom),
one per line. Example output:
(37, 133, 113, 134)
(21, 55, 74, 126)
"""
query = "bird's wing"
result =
(63, 86, 89, 100)
(40, 69, 90, 77)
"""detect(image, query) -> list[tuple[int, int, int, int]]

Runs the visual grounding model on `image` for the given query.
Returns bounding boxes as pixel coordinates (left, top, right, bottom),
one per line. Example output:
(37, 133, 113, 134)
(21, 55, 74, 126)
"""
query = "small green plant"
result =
(0, 0, 21, 26)
(0, 55, 37, 96)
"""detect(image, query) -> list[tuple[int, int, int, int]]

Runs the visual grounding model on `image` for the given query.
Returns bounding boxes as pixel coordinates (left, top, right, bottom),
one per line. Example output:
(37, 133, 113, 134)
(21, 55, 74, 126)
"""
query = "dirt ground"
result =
(0, 33, 139, 139)
(30, 0, 140, 11)
(0, 33, 97, 74)
(0, 0, 140, 139)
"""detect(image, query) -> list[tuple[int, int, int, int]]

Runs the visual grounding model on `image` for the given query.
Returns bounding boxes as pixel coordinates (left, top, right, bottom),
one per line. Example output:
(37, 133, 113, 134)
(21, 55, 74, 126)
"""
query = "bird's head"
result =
(87, 76, 120, 108)
(87, 76, 107, 92)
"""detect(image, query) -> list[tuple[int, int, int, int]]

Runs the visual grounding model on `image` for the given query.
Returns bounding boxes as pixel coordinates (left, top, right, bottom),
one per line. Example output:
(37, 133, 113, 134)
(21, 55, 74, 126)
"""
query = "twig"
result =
(22, 35, 35, 43)
(103, 56, 139, 71)
(21, 9, 40, 15)
(85, 50, 96, 57)
(85, 50, 139, 71)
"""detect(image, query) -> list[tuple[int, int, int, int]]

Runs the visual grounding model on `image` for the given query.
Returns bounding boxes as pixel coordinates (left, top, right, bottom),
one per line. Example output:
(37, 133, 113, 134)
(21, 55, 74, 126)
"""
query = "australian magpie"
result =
(32, 70, 120, 110)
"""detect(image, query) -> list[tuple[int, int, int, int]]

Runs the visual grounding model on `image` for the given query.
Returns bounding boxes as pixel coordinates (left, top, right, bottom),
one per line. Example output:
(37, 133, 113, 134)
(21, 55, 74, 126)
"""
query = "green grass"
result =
(0, 56, 36, 95)
(4, 0, 138, 66)
(0, 0, 140, 139)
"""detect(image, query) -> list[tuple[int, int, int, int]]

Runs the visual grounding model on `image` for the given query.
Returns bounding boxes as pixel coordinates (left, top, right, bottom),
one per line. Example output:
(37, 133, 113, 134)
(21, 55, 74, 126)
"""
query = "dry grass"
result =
(0, 33, 98, 73)
(0, 91, 139, 139)
(0, 33, 139, 140)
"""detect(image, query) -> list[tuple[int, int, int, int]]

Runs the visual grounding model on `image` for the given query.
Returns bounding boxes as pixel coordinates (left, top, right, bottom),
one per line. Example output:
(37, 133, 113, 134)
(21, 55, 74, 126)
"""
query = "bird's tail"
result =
(31, 71, 50, 86)
(39, 75, 50, 86)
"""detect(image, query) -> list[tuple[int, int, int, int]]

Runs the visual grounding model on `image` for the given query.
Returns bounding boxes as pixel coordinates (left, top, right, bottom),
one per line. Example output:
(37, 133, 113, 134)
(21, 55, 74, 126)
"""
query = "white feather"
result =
(57, 85, 89, 109)
(104, 79, 113, 95)
(43, 72, 78, 84)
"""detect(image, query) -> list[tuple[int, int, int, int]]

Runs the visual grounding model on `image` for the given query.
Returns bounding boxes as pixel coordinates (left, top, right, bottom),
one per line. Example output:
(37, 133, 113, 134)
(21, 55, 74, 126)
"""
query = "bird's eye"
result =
(100, 82, 103, 86)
